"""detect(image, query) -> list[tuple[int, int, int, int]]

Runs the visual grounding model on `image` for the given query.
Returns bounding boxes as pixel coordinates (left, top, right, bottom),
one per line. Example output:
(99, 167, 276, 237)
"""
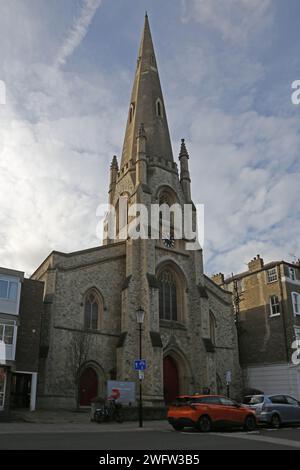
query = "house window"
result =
(84, 292, 100, 330)
(0, 320, 15, 345)
(295, 327, 300, 341)
(269, 295, 280, 317)
(0, 367, 6, 409)
(267, 268, 278, 283)
(289, 268, 296, 281)
(159, 270, 178, 321)
(292, 292, 300, 316)
(0, 279, 18, 301)
(0, 280, 8, 298)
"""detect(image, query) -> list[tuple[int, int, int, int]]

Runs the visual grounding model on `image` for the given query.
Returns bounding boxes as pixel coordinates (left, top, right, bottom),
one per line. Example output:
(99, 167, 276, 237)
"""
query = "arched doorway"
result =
(79, 367, 98, 406)
(163, 356, 180, 404)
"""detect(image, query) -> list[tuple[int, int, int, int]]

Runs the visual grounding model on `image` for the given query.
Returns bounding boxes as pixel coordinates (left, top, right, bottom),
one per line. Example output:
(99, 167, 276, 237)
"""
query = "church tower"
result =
(106, 14, 215, 405)
(31, 14, 240, 411)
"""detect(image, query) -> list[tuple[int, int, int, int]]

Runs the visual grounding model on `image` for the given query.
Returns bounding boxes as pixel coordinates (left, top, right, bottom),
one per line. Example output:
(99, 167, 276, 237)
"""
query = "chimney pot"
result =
(212, 273, 225, 286)
(248, 255, 264, 272)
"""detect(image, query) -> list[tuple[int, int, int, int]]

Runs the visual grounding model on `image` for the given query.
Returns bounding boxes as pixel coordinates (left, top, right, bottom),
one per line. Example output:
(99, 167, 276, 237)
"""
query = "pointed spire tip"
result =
(111, 155, 119, 168)
(179, 138, 189, 158)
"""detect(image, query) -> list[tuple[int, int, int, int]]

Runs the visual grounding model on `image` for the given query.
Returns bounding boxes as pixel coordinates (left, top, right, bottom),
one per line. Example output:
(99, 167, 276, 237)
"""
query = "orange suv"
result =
(167, 395, 257, 432)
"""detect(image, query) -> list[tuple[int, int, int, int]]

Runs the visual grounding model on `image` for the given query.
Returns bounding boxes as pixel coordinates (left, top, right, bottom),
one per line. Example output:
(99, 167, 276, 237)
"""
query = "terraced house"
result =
(213, 255, 300, 399)
(0, 267, 43, 419)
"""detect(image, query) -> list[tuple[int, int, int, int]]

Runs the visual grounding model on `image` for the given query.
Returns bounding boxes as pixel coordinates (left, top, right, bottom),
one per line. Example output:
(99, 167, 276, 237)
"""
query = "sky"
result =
(0, 0, 300, 278)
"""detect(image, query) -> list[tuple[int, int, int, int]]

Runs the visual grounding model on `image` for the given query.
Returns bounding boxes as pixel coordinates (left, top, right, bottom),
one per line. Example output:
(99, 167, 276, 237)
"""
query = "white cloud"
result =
(0, 1, 299, 281)
(0, 2, 127, 276)
(0, 60, 125, 276)
(187, 108, 300, 275)
(166, 1, 300, 276)
(54, 0, 102, 68)
(182, 0, 272, 44)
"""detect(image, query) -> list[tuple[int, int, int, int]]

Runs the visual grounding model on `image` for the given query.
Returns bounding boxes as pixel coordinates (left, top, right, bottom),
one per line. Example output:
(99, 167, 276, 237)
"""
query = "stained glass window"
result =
(84, 293, 99, 330)
(159, 271, 178, 321)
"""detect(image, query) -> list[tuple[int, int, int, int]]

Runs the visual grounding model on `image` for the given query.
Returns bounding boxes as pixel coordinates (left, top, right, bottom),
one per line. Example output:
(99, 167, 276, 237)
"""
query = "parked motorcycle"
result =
(94, 399, 124, 423)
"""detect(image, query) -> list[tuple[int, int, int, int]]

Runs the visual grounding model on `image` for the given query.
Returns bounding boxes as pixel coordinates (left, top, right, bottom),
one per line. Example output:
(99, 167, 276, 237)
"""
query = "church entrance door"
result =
(79, 368, 98, 406)
(163, 356, 180, 404)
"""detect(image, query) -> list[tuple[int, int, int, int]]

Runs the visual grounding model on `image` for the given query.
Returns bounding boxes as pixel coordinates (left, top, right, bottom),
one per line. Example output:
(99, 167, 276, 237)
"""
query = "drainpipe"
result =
(279, 264, 290, 363)
(30, 373, 38, 411)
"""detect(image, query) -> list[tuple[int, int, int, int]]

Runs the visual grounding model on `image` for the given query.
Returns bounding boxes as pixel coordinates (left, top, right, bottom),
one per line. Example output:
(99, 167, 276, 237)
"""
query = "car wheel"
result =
(172, 422, 184, 431)
(197, 415, 212, 433)
(244, 415, 257, 432)
(270, 414, 281, 429)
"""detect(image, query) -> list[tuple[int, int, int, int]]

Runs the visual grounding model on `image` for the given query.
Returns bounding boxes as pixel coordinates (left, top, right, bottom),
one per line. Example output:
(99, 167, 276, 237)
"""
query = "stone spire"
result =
(120, 14, 173, 168)
(179, 139, 191, 201)
(109, 155, 119, 204)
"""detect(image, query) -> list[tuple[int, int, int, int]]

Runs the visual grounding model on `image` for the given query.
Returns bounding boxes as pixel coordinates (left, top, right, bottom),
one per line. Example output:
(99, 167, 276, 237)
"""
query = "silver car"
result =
(243, 394, 300, 428)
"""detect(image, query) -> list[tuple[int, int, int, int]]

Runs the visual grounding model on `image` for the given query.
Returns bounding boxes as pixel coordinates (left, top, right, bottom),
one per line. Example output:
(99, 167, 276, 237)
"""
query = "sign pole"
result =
(139, 322, 143, 428)
(225, 371, 232, 398)
(136, 307, 145, 429)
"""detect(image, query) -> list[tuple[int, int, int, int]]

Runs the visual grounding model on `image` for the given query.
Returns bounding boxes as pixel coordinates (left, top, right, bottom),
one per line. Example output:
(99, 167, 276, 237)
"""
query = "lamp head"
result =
(136, 306, 145, 324)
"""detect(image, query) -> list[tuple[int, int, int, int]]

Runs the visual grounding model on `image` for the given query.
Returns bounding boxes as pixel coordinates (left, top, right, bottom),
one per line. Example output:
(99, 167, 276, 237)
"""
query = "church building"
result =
(32, 15, 241, 409)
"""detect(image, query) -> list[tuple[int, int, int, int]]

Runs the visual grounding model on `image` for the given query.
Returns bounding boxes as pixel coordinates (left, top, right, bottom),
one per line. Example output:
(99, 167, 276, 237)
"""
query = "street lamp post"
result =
(136, 307, 145, 428)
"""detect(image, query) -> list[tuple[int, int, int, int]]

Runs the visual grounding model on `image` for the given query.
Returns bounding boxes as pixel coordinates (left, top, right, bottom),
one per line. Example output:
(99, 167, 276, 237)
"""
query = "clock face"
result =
(163, 237, 175, 248)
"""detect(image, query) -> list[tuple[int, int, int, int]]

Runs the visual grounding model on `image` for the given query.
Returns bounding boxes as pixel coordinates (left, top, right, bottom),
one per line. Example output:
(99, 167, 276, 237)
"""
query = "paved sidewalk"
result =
(8, 409, 167, 429)
(11, 409, 92, 424)
(0, 420, 169, 435)
(10, 409, 167, 424)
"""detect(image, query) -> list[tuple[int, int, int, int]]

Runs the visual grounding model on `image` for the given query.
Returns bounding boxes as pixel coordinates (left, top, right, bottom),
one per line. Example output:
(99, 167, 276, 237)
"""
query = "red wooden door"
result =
(163, 356, 179, 404)
(79, 368, 98, 406)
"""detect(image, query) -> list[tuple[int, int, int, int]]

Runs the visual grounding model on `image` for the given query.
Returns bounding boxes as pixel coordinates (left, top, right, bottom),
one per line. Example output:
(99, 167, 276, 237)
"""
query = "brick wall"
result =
(16, 279, 44, 372)
(218, 260, 300, 368)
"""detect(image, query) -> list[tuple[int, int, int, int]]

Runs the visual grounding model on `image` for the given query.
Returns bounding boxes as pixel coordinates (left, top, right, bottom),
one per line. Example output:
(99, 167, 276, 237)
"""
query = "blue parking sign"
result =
(134, 360, 147, 371)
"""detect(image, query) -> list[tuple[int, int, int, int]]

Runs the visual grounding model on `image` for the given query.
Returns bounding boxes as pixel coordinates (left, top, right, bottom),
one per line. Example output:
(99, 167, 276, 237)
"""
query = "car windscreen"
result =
(243, 396, 264, 405)
(174, 397, 192, 405)
(174, 396, 220, 405)
(192, 397, 221, 404)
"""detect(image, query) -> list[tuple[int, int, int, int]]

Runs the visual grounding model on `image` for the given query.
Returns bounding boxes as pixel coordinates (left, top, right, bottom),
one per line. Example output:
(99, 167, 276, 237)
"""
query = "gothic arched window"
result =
(209, 311, 217, 345)
(159, 270, 178, 321)
(129, 103, 135, 123)
(159, 192, 172, 207)
(158, 189, 178, 245)
(156, 99, 163, 118)
(84, 292, 100, 330)
(116, 193, 129, 240)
